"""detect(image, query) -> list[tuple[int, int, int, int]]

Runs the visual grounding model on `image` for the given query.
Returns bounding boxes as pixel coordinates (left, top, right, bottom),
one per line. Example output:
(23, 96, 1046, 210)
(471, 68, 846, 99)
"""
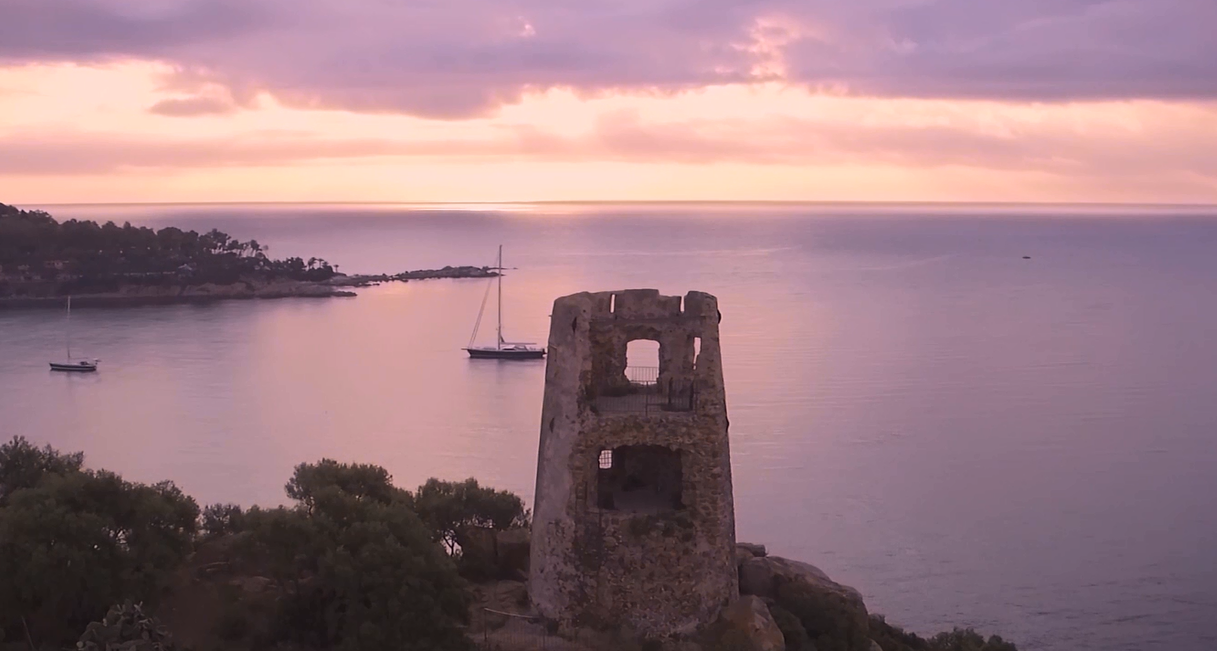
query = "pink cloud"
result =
(148, 95, 237, 117)
(1, 0, 1213, 118)
(3, 109, 1214, 185)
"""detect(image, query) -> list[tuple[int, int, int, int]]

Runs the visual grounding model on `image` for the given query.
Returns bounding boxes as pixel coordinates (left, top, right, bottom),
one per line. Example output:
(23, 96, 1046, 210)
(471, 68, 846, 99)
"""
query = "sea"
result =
(2, 202, 1216, 651)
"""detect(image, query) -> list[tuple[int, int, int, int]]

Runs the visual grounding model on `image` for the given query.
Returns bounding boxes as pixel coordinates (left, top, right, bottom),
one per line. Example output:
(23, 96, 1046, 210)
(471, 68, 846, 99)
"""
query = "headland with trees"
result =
(0, 203, 496, 306)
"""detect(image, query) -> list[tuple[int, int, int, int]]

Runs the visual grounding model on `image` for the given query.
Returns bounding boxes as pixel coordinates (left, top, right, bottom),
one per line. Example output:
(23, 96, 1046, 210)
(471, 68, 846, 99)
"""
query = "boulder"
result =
(717, 595, 786, 651)
(739, 556, 864, 607)
(745, 556, 872, 651)
(737, 542, 768, 558)
(739, 557, 776, 598)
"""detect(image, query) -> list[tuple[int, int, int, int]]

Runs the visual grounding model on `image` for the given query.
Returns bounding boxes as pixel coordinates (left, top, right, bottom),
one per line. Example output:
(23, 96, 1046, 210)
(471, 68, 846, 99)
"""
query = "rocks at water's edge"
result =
(465, 533, 892, 651)
(737, 542, 768, 558)
(325, 265, 498, 287)
(716, 595, 787, 651)
(738, 551, 865, 607)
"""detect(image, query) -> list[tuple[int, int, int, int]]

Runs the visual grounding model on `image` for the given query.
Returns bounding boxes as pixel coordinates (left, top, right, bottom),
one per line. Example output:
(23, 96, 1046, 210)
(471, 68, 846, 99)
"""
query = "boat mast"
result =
(496, 245, 503, 350)
(66, 295, 72, 359)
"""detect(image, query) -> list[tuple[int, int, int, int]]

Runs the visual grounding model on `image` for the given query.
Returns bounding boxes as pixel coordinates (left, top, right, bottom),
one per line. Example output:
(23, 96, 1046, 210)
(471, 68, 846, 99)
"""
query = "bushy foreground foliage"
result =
(77, 602, 178, 651)
(870, 615, 1019, 651)
(414, 477, 530, 555)
(0, 438, 198, 646)
(222, 461, 474, 650)
(0, 441, 528, 650)
(285, 458, 412, 512)
(1, 437, 1018, 651)
(0, 435, 83, 504)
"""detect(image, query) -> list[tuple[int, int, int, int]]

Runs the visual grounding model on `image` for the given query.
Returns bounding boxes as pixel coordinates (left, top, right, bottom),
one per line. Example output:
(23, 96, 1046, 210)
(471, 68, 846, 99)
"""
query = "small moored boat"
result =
(49, 296, 100, 372)
(50, 359, 99, 372)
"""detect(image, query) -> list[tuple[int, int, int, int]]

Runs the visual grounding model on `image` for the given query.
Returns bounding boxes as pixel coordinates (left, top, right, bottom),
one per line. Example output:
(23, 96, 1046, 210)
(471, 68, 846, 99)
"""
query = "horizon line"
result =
(20, 199, 1217, 209)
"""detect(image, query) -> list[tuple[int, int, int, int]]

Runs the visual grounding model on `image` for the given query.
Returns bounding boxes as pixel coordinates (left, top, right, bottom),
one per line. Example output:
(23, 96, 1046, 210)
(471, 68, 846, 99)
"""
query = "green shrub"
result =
(0, 444, 198, 647)
(929, 628, 1018, 651)
(77, 601, 177, 651)
(0, 435, 83, 505)
(241, 488, 472, 651)
(285, 458, 411, 513)
(200, 502, 247, 539)
(866, 616, 1019, 651)
(414, 477, 529, 555)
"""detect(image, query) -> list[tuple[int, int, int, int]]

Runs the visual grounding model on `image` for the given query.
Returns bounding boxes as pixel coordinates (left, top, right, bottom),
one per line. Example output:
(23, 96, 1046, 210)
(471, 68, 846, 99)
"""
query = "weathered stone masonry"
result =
(529, 289, 738, 636)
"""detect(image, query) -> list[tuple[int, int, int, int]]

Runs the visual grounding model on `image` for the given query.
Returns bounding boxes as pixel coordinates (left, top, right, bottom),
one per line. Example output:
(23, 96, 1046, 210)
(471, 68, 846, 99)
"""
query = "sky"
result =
(1, 0, 1215, 204)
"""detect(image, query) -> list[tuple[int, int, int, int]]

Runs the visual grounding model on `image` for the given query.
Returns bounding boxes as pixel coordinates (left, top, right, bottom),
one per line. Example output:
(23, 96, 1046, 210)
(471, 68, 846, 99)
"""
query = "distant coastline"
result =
(0, 202, 496, 308)
(0, 266, 497, 308)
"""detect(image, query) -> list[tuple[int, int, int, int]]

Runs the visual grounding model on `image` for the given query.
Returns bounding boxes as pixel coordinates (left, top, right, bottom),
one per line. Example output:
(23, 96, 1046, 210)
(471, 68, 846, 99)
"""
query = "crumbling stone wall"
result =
(530, 289, 738, 637)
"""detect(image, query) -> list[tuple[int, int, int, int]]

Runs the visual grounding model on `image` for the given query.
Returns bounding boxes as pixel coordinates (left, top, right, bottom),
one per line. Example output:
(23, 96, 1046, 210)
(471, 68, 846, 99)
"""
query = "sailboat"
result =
(464, 246, 546, 360)
(49, 296, 99, 372)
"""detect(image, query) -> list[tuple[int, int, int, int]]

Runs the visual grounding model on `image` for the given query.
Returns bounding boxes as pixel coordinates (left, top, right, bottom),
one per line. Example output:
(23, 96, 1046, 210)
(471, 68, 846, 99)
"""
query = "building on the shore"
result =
(529, 289, 738, 636)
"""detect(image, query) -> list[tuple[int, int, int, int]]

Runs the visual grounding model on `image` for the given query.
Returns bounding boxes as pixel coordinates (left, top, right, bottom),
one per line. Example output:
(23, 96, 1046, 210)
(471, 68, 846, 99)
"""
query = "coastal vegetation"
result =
(0, 202, 336, 294)
(0, 203, 498, 304)
(0, 436, 1017, 651)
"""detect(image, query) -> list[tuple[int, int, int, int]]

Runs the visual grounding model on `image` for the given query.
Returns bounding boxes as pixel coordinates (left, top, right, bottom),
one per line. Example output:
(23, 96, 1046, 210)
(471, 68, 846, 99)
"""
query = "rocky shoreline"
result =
(0, 265, 497, 308)
(463, 533, 1012, 651)
(323, 265, 498, 287)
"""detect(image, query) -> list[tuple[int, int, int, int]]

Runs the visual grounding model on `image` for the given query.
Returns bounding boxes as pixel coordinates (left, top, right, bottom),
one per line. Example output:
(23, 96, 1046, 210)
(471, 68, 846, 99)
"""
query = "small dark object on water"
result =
(1023, 255, 1032, 260)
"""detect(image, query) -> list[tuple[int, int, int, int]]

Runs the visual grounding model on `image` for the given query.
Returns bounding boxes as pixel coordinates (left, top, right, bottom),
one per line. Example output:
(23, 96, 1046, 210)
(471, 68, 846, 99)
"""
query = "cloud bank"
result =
(5, 106, 1214, 183)
(1, 0, 1213, 118)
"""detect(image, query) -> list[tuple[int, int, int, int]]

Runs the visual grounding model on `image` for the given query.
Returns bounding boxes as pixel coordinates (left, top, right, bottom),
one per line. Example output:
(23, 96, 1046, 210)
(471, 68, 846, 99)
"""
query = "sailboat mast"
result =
(496, 245, 503, 350)
(66, 295, 72, 359)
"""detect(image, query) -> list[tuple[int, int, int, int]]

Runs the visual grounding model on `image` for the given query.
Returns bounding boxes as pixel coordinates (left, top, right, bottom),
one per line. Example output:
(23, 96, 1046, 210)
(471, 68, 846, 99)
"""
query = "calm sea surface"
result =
(3, 203, 1216, 650)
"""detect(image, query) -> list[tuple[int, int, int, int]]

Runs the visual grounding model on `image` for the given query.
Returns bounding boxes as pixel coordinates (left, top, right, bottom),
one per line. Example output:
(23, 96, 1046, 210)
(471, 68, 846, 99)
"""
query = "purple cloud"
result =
(0, 0, 261, 61)
(0, 0, 1213, 117)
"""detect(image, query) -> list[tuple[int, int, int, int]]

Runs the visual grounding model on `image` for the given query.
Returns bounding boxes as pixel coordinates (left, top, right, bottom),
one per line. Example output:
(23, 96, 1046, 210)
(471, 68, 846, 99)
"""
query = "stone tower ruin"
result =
(529, 289, 738, 636)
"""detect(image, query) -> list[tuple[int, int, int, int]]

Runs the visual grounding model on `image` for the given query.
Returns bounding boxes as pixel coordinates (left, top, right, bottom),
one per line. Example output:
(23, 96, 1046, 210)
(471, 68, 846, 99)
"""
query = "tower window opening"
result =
(625, 339, 660, 385)
(599, 449, 613, 469)
(596, 445, 683, 513)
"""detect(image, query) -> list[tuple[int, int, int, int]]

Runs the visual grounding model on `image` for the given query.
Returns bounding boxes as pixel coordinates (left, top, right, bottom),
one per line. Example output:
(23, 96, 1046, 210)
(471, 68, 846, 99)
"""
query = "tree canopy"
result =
(0, 435, 84, 505)
(285, 458, 412, 513)
(414, 477, 530, 555)
(0, 202, 336, 291)
(0, 441, 510, 650)
(0, 438, 198, 646)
